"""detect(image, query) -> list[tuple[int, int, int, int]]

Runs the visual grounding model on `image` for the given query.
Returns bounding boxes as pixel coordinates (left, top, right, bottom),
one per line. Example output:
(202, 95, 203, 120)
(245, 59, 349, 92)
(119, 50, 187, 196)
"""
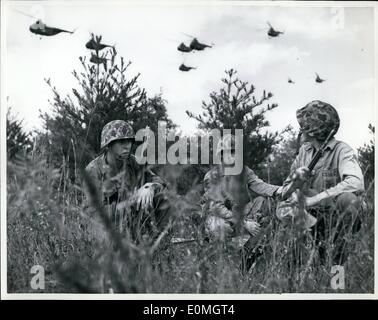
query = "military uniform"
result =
(85, 153, 165, 209)
(280, 101, 365, 264)
(282, 139, 364, 200)
(202, 157, 281, 273)
(202, 134, 280, 241)
(83, 120, 171, 242)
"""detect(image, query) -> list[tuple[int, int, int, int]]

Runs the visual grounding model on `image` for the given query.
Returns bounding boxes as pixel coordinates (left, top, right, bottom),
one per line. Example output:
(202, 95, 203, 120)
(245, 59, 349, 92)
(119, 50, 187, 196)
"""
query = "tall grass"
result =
(7, 141, 374, 293)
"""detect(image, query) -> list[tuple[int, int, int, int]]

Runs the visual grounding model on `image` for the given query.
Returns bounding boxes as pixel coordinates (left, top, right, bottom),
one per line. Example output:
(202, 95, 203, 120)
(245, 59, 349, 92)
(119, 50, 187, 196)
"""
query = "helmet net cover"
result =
(296, 100, 340, 141)
(100, 120, 135, 149)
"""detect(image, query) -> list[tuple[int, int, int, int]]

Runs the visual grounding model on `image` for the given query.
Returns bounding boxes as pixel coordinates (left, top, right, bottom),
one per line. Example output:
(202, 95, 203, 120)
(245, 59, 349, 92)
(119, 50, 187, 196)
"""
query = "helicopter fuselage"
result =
(29, 23, 73, 36)
(189, 38, 211, 51)
(177, 43, 193, 53)
(268, 29, 283, 37)
(179, 64, 195, 71)
(30, 27, 73, 36)
(315, 74, 325, 83)
(192, 44, 210, 50)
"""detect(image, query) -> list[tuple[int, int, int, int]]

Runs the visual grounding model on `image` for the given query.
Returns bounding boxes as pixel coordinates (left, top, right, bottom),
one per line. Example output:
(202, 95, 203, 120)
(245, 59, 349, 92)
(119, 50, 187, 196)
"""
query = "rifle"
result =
(276, 127, 337, 229)
(281, 127, 337, 200)
(307, 128, 337, 172)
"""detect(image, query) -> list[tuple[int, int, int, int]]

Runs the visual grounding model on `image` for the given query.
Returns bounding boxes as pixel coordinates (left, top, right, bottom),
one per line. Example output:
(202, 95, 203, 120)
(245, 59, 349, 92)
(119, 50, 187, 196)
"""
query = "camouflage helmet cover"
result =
(296, 100, 340, 141)
(100, 120, 135, 149)
(216, 134, 236, 155)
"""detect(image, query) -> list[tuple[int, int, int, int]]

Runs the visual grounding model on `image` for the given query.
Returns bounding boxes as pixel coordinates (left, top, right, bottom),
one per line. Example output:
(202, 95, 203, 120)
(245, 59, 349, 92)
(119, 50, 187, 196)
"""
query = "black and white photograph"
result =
(1, 0, 376, 298)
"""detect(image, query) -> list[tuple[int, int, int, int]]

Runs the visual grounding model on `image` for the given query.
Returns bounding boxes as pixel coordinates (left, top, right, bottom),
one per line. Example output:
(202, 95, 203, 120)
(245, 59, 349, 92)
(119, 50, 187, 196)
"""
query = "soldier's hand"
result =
(136, 184, 154, 211)
(217, 206, 233, 219)
(304, 195, 322, 207)
(292, 167, 310, 186)
(288, 191, 299, 204)
(244, 220, 261, 237)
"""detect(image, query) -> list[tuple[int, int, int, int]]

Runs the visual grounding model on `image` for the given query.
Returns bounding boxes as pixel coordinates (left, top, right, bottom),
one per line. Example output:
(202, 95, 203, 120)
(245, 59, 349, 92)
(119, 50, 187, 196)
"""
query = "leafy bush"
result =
(7, 133, 374, 293)
(186, 69, 288, 175)
(6, 107, 32, 160)
(40, 37, 175, 179)
(358, 124, 374, 190)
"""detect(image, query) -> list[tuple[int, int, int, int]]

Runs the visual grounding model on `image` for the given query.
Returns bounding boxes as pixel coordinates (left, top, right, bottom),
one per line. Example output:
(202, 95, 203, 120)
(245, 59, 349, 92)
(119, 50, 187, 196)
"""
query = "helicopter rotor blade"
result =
(13, 9, 39, 20)
(267, 21, 273, 28)
(181, 32, 195, 39)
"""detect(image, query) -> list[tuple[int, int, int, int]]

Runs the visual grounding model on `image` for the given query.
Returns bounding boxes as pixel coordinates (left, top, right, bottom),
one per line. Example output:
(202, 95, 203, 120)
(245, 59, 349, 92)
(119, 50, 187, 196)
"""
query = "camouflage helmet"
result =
(296, 100, 340, 141)
(100, 120, 135, 149)
(216, 134, 236, 155)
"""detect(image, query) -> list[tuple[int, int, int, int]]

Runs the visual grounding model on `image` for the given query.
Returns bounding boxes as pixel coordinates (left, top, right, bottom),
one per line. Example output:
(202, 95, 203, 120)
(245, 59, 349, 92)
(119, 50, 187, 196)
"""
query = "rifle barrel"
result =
(306, 128, 337, 172)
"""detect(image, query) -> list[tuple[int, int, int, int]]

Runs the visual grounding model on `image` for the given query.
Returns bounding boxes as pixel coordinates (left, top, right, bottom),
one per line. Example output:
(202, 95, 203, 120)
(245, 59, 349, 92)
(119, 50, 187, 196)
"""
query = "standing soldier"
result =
(201, 134, 282, 271)
(278, 100, 365, 265)
(83, 120, 171, 243)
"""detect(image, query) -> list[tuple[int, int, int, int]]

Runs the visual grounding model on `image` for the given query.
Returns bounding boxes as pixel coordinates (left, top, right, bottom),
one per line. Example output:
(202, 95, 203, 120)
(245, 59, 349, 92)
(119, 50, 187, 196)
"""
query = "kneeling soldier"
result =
(201, 134, 282, 271)
(83, 120, 171, 244)
(278, 101, 365, 265)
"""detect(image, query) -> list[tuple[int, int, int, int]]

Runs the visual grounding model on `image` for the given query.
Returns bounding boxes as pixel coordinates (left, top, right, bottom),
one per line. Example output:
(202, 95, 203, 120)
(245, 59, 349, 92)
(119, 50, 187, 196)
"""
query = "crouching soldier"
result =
(83, 120, 172, 245)
(278, 101, 365, 265)
(201, 134, 282, 271)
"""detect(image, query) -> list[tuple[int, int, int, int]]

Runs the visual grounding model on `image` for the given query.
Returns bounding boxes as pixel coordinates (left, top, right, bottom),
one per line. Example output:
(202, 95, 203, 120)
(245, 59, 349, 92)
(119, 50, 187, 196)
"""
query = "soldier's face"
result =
(302, 132, 312, 143)
(109, 139, 133, 161)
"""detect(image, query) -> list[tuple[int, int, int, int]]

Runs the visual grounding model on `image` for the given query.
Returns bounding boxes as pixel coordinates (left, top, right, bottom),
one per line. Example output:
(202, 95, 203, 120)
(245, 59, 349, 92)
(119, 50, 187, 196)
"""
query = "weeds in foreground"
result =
(7, 149, 374, 293)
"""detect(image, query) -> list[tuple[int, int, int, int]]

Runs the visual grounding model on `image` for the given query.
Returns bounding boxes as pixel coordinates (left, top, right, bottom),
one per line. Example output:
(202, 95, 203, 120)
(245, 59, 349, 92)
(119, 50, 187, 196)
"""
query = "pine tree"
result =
(358, 124, 375, 188)
(263, 126, 299, 185)
(6, 107, 32, 160)
(39, 35, 175, 177)
(186, 69, 284, 174)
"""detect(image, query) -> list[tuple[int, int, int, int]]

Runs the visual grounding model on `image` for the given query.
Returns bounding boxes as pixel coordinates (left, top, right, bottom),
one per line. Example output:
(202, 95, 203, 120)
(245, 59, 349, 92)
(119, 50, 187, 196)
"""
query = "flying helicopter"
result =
(29, 19, 75, 36)
(189, 38, 212, 51)
(163, 36, 193, 53)
(182, 33, 213, 51)
(14, 10, 76, 36)
(267, 22, 284, 37)
(179, 63, 196, 72)
(177, 42, 193, 53)
(315, 73, 326, 83)
(86, 34, 114, 51)
(288, 78, 295, 84)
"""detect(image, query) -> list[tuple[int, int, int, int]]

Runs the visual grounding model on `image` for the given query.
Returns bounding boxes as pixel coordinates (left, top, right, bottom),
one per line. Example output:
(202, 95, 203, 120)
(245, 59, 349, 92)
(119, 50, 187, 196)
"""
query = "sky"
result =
(2, 1, 376, 150)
